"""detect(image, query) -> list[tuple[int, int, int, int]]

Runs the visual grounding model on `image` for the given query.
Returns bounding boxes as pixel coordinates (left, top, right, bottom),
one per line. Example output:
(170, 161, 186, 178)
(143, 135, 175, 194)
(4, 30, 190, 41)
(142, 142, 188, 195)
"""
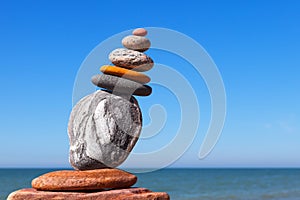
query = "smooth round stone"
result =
(109, 48, 154, 72)
(100, 65, 150, 84)
(31, 169, 137, 191)
(122, 35, 151, 52)
(132, 28, 147, 36)
(92, 74, 152, 96)
(68, 90, 142, 170)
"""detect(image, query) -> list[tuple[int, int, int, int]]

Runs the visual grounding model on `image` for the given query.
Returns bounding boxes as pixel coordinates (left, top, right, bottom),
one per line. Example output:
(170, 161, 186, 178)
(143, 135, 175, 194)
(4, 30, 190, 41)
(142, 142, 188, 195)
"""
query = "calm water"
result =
(1, 168, 300, 200)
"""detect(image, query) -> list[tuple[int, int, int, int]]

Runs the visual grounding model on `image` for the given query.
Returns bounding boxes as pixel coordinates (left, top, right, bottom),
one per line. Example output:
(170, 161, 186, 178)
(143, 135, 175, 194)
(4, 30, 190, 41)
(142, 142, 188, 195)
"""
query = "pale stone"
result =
(122, 35, 151, 52)
(109, 48, 154, 72)
(68, 90, 142, 170)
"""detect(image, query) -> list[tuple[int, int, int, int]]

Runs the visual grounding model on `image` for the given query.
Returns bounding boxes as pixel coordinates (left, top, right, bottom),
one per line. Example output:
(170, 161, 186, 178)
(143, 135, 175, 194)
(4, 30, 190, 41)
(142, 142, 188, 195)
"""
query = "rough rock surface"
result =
(100, 65, 151, 84)
(32, 169, 137, 191)
(7, 188, 170, 200)
(132, 28, 148, 36)
(68, 90, 142, 170)
(122, 35, 151, 52)
(92, 74, 152, 96)
(109, 48, 154, 72)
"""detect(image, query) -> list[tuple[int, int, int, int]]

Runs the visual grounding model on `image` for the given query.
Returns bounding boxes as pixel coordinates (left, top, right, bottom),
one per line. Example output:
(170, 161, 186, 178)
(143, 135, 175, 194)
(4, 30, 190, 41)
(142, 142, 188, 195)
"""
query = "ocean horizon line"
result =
(1, 166, 300, 170)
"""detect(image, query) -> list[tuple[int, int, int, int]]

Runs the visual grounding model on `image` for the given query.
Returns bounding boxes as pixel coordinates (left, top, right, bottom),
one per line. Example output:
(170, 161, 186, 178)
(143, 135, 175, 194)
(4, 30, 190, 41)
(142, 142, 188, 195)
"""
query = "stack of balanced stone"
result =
(91, 27, 153, 97)
(7, 28, 169, 200)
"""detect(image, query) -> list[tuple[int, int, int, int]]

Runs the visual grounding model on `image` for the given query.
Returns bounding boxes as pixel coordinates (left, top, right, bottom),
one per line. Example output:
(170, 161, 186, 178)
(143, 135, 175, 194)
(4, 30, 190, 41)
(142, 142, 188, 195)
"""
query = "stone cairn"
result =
(7, 28, 170, 200)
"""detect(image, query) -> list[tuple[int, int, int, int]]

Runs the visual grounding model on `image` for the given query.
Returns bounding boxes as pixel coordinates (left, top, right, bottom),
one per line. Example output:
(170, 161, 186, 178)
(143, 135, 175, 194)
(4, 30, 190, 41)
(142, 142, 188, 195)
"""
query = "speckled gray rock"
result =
(109, 48, 154, 72)
(92, 74, 152, 96)
(68, 90, 142, 170)
(122, 35, 151, 52)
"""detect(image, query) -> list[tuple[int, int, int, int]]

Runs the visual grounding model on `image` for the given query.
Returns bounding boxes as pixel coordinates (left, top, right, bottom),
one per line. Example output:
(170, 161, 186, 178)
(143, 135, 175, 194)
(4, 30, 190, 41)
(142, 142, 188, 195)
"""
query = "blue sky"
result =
(0, 0, 299, 168)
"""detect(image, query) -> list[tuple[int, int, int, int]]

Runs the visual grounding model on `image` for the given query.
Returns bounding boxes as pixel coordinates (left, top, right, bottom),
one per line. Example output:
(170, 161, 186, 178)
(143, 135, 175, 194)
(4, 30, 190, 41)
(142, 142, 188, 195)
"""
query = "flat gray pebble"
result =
(91, 74, 152, 96)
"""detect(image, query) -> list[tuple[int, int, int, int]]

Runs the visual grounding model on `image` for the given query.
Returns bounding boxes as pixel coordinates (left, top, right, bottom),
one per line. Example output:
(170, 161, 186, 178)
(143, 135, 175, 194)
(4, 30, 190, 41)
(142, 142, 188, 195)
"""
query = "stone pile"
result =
(8, 169, 169, 199)
(7, 28, 170, 200)
(91, 27, 153, 97)
(69, 27, 155, 171)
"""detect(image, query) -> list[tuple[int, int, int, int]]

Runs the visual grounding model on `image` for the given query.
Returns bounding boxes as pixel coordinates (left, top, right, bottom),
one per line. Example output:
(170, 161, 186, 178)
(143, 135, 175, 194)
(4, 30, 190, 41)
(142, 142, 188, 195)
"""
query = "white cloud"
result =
(264, 115, 299, 134)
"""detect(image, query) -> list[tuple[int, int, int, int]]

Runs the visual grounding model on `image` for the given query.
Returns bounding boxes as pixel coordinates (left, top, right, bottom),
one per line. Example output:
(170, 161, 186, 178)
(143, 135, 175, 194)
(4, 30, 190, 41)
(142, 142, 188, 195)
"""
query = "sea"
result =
(1, 168, 300, 200)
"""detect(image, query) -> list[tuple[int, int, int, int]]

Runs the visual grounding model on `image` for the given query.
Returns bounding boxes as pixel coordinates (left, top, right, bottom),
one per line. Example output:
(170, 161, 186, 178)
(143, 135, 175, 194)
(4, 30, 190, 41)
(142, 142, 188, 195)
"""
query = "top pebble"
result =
(132, 28, 147, 36)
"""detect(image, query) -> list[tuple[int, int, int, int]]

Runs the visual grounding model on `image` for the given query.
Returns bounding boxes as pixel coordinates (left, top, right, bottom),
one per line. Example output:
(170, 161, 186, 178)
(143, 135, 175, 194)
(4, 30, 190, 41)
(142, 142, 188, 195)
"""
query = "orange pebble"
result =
(100, 65, 151, 84)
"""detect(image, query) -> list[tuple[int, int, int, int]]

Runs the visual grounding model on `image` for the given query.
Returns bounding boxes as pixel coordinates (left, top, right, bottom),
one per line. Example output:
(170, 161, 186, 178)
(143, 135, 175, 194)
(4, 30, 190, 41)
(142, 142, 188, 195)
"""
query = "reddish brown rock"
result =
(132, 28, 148, 36)
(7, 188, 170, 200)
(31, 168, 137, 191)
(123, 192, 170, 200)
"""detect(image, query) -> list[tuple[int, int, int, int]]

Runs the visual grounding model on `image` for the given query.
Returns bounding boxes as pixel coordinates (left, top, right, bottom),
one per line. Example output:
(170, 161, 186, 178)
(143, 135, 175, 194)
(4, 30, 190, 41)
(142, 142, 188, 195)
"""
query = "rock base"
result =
(7, 169, 170, 199)
(31, 168, 137, 191)
(7, 188, 170, 200)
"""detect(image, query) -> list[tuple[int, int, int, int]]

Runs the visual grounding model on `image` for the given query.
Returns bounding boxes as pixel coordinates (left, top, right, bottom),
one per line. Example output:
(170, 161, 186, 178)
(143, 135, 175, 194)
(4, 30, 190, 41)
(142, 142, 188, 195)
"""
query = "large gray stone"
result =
(68, 90, 142, 170)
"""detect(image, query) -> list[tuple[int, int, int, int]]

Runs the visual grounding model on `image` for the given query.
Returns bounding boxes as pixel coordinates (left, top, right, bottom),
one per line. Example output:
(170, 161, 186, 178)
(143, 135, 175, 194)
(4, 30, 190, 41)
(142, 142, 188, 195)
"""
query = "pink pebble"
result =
(132, 28, 147, 36)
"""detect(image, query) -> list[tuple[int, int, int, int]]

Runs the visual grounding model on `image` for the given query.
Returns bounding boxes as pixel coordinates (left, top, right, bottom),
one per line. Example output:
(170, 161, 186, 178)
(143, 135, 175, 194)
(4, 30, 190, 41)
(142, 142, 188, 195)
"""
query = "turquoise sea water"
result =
(1, 168, 300, 200)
